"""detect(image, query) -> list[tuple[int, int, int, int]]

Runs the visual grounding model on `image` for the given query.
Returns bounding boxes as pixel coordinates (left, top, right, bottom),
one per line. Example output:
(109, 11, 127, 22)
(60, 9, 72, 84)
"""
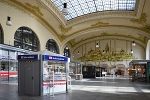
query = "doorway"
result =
(0, 60, 18, 82)
(0, 60, 9, 81)
(24, 62, 34, 95)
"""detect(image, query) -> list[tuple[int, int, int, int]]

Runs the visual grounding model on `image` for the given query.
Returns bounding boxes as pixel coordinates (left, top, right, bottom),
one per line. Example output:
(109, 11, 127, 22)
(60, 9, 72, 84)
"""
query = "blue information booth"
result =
(18, 50, 70, 96)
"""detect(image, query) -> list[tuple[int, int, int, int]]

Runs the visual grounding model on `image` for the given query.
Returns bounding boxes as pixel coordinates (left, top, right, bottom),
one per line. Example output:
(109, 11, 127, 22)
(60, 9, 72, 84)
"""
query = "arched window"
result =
(63, 46, 70, 57)
(14, 27, 40, 51)
(0, 24, 4, 44)
(46, 39, 59, 54)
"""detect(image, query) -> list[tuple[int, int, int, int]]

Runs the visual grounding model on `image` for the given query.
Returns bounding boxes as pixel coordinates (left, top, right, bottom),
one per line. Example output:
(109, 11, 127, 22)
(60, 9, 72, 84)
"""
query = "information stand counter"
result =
(43, 73, 66, 94)
(18, 50, 70, 96)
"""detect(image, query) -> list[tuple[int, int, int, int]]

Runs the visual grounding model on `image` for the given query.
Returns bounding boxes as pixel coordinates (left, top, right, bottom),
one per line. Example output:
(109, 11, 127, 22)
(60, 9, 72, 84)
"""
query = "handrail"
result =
(68, 76, 72, 90)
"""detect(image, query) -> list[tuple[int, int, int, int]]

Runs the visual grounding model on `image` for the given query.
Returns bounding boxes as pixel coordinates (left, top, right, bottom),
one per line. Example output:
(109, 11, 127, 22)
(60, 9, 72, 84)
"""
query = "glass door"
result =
(0, 49, 9, 82)
(0, 49, 18, 82)
(0, 60, 9, 82)
(9, 50, 18, 82)
(9, 60, 18, 82)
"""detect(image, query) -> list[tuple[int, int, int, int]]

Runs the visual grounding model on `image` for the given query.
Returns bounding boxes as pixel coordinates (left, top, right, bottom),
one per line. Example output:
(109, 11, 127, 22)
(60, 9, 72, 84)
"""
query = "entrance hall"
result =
(0, 76, 150, 100)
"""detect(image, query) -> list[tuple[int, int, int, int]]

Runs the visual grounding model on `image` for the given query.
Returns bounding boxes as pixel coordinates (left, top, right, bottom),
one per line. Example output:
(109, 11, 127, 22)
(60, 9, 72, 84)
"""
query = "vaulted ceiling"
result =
(5, 0, 150, 50)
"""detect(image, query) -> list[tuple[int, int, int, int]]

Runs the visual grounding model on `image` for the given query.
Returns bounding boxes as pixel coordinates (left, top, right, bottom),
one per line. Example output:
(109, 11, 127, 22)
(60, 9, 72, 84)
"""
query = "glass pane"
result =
(9, 61, 18, 82)
(17, 52, 25, 55)
(51, 0, 136, 20)
(0, 25, 3, 44)
(0, 61, 9, 81)
(9, 51, 17, 60)
(0, 49, 8, 59)
(46, 39, 59, 54)
(14, 41, 21, 48)
(14, 27, 39, 51)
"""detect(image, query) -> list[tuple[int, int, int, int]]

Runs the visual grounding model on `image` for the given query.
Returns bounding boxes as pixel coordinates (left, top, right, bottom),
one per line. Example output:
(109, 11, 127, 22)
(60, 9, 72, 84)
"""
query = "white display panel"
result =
(43, 61, 66, 95)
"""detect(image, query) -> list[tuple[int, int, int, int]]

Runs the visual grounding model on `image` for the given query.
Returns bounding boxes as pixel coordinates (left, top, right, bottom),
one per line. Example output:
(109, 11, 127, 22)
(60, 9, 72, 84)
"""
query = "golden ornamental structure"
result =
(78, 48, 137, 62)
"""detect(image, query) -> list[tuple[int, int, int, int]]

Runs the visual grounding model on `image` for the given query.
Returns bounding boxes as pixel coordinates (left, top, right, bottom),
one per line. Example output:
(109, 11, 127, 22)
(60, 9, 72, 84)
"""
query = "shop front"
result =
(0, 44, 32, 82)
(130, 60, 150, 82)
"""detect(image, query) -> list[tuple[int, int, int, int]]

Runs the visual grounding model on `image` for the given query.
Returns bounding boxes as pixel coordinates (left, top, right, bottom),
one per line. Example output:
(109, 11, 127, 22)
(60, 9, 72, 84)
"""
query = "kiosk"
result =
(130, 60, 150, 83)
(18, 50, 70, 96)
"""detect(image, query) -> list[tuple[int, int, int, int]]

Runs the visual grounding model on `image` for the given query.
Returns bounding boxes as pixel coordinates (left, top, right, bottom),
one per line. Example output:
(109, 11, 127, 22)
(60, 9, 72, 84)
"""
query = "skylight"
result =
(51, 0, 136, 20)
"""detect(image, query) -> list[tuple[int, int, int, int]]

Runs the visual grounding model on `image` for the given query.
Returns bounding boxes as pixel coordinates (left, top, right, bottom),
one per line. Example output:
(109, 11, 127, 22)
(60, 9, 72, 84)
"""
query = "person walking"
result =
(115, 71, 118, 77)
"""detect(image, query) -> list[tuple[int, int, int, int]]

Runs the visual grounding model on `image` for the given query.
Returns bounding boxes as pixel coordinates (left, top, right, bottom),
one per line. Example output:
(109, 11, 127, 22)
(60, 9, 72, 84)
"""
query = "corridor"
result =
(0, 76, 150, 100)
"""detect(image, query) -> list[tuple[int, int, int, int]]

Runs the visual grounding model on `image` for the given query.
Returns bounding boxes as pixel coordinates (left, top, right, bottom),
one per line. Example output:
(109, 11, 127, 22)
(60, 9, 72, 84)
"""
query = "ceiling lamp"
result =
(78, 51, 79, 54)
(132, 41, 136, 46)
(131, 49, 133, 53)
(62, 3, 68, 15)
(6, 16, 12, 26)
(103, 50, 104, 53)
(96, 43, 99, 48)
(65, 46, 68, 49)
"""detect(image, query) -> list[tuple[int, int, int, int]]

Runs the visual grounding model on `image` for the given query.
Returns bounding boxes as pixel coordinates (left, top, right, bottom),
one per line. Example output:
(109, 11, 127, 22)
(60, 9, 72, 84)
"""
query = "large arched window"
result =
(63, 46, 70, 57)
(0, 24, 4, 44)
(14, 27, 40, 51)
(46, 39, 59, 54)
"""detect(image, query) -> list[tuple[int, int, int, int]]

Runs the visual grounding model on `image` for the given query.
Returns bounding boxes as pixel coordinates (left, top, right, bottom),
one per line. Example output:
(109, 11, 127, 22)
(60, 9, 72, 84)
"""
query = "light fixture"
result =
(78, 51, 79, 54)
(6, 16, 12, 26)
(65, 46, 68, 49)
(131, 49, 133, 53)
(62, 3, 68, 15)
(132, 41, 136, 46)
(103, 50, 104, 53)
(96, 43, 99, 48)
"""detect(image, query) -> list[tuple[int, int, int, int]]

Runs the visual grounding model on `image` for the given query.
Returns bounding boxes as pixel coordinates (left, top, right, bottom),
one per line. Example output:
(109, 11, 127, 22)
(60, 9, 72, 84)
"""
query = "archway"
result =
(46, 39, 59, 54)
(116, 64, 125, 75)
(14, 27, 40, 51)
(146, 39, 150, 59)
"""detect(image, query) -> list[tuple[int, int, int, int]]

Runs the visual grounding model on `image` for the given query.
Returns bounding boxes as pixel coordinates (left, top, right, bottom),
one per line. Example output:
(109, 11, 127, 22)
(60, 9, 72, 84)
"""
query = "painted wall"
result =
(0, 2, 59, 51)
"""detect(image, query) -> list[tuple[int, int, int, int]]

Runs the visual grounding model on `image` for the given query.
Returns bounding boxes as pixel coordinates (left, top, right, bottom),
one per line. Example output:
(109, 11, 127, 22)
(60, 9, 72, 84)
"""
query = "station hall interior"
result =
(0, 0, 150, 100)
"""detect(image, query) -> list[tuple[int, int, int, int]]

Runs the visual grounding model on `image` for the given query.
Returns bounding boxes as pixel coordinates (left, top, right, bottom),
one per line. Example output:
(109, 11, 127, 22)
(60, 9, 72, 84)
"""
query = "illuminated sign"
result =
(18, 55, 39, 60)
(43, 55, 68, 62)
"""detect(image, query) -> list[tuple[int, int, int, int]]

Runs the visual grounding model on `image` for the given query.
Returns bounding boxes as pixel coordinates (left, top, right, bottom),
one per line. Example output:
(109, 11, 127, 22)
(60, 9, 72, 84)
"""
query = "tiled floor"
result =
(0, 76, 150, 100)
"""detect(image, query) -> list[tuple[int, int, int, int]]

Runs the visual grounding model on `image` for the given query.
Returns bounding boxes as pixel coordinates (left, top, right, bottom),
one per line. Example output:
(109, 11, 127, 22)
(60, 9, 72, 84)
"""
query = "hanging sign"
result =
(18, 55, 39, 60)
(43, 55, 68, 62)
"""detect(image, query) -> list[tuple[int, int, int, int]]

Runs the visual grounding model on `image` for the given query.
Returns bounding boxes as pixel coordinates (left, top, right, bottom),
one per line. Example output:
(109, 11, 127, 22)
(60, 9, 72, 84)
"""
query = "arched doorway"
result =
(116, 64, 125, 76)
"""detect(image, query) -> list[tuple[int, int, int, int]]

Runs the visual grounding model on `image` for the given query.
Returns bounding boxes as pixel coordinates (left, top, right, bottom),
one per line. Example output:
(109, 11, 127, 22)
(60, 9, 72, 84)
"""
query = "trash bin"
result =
(75, 74, 83, 80)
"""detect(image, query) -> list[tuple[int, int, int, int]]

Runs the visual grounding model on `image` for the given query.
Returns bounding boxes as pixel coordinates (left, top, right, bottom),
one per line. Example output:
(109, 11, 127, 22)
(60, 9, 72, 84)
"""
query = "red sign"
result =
(0, 71, 18, 78)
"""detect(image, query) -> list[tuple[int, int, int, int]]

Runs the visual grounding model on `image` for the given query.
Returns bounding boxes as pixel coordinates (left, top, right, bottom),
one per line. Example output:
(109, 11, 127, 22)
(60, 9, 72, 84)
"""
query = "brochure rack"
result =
(48, 71, 54, 98)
